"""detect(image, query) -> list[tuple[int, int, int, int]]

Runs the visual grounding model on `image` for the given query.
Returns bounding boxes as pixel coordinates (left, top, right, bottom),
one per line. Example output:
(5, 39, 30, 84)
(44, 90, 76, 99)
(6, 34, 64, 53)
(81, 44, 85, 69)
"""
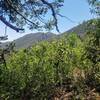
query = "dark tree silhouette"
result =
(88, 0, 100, 16)
(0, 0, 64, 32)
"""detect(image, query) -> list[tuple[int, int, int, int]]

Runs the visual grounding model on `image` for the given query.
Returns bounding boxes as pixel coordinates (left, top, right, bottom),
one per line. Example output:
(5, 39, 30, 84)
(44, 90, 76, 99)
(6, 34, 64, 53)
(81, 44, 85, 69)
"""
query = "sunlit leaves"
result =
(1, 32, 100, 99)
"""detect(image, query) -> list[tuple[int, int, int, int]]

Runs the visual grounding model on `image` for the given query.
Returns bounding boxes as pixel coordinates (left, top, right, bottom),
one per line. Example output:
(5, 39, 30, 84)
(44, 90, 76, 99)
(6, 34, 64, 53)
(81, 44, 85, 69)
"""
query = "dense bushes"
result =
(0, 32, 100, 99)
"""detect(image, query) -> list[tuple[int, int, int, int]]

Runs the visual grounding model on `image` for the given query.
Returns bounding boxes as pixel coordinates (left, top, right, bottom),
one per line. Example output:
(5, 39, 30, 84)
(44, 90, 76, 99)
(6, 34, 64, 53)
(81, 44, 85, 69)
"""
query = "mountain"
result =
(63, 20, 93, 36)
(1, 32, 56, 49)
(0, 19, 94, 49)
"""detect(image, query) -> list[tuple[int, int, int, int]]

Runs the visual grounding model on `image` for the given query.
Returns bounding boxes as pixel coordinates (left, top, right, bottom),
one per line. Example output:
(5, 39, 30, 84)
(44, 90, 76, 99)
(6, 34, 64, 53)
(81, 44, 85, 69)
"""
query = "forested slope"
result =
(0, 31, 100, 99)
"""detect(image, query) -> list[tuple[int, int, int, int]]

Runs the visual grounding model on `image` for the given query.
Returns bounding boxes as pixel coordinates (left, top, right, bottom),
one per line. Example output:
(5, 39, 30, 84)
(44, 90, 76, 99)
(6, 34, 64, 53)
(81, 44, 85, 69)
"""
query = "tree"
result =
(0, 0, 64, 32)
(88, 0, 100, 16)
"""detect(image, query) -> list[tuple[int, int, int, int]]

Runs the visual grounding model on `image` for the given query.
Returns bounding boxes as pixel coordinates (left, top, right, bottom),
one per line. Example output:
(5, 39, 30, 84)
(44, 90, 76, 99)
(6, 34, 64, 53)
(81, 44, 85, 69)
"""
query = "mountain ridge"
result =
(1, 32, 56, 49)
(0, 19, 93, 49)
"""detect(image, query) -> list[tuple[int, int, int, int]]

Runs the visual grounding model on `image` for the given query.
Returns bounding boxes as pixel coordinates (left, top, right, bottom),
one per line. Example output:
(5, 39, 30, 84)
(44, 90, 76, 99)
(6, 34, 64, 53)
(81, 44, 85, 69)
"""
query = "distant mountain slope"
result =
(66, 23, 87, 36)
(1, 19, 94, 49)
(14, 32, 56, 49)
(1, 32, 56, 49)
(64, 19, 94, 36)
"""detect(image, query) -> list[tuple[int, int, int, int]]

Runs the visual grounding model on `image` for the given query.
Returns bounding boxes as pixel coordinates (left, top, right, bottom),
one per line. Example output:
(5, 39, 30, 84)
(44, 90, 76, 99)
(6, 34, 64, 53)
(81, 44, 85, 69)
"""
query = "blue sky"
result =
(0, 0, 95, 41)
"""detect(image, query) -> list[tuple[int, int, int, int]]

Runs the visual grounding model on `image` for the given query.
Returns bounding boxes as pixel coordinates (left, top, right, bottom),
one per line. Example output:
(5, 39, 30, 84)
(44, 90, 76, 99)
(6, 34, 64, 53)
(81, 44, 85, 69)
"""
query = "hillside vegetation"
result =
(0, 22, 100, 99)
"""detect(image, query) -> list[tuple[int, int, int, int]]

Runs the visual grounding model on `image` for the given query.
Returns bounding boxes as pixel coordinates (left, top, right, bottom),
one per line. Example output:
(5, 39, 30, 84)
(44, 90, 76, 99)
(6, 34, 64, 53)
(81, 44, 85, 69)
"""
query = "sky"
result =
(0, 0, 96, 41)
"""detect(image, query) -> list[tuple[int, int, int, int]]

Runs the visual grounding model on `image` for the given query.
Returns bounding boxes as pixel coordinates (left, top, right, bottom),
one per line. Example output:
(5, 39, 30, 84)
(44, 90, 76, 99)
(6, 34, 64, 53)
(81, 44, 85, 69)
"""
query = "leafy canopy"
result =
(0, 0, 64, 32)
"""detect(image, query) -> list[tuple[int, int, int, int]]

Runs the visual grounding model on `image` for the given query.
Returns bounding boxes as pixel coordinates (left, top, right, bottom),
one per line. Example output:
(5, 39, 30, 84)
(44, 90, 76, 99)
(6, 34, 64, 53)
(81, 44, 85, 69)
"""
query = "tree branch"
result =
(6, 0, 39, 28)
(0, 16, 24, 32)
(41, 0, 60, 32)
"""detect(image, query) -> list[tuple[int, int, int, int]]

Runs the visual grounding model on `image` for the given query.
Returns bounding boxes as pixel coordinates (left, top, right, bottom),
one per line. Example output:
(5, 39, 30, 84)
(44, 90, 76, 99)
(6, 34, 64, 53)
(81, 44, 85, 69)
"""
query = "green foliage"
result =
(88, 0, 100, 16)
(0, 0, 63, 31)
(0, 32, 100, 99)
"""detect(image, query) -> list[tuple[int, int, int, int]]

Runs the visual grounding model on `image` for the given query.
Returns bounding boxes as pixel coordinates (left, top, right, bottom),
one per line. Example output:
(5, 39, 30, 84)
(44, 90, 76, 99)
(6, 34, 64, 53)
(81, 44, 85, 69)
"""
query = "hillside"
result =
(1, 31, 99, 99)
(0, 19, 94, 49)
(1, 32, 56, 49)
(63, 20, 94, 36)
